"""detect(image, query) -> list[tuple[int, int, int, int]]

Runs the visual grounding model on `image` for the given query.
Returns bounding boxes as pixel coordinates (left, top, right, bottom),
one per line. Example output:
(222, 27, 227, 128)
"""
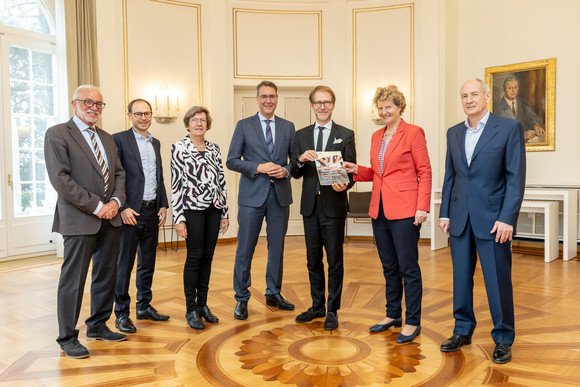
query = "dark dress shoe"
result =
(369, 317, 402, 332)
(61, 340, 90, 359)
(492, 343, 512, 364)
(265, 294, 295, 310)
(440, 333, 472, 352)
(185, 310, 205, 330)
(115, 316, 137, 333)
(295, 307, 326, 323)
(396, 326, 421, 343)
(324, 312, 339, 331)
(197, 305, 219, 323)
(86, 326, 127, 342)
(234, 300, 248, 320)
(136, 306, 170, 321)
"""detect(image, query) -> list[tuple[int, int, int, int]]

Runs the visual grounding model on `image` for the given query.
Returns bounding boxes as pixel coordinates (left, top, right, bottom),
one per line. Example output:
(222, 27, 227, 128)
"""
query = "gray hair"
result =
(72, 84, 101, 100)
(460, 78, 489, 95)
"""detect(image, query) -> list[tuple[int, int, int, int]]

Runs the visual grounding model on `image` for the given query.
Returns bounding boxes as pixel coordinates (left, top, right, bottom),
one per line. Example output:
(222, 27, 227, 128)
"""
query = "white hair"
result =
(72, 84, 101, 100)
(460, 78, 489, 95)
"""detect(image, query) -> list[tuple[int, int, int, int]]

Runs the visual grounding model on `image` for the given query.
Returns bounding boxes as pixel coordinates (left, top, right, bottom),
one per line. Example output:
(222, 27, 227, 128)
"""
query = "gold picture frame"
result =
(485, 58, 556, 151)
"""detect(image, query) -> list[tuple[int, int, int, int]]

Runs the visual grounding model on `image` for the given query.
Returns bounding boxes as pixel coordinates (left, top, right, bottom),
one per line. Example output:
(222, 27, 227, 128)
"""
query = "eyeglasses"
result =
(75, 99, 106, 109)
(190, 118, 207, 124)
(258, 94, 277, 101)
(313, 101, 333, 108)
(131, 112, 152, 118)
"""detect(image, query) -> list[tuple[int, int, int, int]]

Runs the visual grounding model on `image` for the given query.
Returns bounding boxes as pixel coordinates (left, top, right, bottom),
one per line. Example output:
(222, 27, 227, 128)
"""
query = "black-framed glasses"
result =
(313, 101, 333, 108)
(75, 99, 106, 109)
(131, 112, 152, 118)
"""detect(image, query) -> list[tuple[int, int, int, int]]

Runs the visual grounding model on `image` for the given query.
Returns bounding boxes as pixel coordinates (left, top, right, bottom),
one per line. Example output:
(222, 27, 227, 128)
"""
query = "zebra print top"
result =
(170, 136, 228, 224)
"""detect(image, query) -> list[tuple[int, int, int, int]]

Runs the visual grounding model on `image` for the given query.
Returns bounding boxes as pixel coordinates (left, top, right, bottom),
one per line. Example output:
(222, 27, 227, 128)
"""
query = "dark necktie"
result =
(265, 119, 274, 157)
(511, 101, 516, 117)
(316, 126, 325, 152)
(87, 127, 109, 192)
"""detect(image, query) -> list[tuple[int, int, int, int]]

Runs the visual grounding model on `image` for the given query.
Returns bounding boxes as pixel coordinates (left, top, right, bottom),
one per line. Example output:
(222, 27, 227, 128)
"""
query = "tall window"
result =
(0, 0, 53, 34)
(1, 0, 58, 217)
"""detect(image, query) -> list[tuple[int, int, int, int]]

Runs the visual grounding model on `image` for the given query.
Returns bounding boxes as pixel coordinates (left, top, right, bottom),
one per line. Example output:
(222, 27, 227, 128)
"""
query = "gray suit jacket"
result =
(226, 113, 295, 207)
(44, 118, 126, 236)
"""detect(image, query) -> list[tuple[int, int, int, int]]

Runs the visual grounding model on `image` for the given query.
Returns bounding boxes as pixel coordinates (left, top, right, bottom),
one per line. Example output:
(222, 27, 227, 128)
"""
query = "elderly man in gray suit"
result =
(226, 80, 296, 320)
(45, 85, 127, 359)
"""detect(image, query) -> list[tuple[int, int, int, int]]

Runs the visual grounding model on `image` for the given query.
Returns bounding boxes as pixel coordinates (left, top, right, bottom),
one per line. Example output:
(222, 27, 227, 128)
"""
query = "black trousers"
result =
(372, 201, 422, 326)
(183, 206, 221, 313)
(57, 220, 120, 346)
(114, 205, 159, 318)
(302, 195, 345, 313)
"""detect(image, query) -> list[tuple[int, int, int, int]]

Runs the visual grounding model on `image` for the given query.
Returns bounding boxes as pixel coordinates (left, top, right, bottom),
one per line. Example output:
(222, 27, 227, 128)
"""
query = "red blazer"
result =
(355, 119, 432, 220)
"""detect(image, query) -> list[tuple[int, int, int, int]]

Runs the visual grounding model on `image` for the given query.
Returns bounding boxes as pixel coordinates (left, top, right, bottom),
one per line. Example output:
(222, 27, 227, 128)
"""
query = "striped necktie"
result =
(87, 127, 110, 192)
(265, 119, 274, 157)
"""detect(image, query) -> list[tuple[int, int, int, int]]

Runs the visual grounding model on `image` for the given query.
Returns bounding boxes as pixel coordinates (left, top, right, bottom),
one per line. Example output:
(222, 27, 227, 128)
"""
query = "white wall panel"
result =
(233, 9, 322, 79)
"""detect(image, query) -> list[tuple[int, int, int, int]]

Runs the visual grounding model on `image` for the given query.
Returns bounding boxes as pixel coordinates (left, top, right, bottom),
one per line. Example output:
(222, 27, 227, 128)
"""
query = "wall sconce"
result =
(371, 104, 383, 125)
(154, 87, 180, 124)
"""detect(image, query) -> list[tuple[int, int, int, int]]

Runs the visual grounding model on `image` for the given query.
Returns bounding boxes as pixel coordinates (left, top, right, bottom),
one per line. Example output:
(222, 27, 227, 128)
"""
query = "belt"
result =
(142, 200, 157, 208)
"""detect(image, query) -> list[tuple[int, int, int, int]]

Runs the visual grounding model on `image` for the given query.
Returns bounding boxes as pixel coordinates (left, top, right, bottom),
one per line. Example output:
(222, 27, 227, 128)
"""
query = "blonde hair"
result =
(372, 85, 406, 114)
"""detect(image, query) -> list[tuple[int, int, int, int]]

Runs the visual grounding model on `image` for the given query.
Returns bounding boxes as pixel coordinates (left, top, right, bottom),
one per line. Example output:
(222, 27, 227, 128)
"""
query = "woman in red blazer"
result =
(344, 85, 432, 343)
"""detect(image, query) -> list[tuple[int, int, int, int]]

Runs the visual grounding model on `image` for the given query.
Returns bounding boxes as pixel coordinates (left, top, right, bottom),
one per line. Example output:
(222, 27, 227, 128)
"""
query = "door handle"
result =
(7, 173, 13, 190)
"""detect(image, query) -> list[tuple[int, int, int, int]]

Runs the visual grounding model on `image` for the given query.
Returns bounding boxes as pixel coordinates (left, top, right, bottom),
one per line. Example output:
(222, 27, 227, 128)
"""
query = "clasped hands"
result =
(257, 162, 288, 179)
(438, 219, 513, 243)
(96, 200, 119, 220)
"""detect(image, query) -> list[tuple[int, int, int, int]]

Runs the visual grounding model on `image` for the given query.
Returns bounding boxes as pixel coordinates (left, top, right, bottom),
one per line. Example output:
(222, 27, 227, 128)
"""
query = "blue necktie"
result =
(265, 119, 274, 157)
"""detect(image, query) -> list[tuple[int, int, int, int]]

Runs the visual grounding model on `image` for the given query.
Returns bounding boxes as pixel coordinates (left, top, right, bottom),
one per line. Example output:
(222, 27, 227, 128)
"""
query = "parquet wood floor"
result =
(0, 236, 579, 386)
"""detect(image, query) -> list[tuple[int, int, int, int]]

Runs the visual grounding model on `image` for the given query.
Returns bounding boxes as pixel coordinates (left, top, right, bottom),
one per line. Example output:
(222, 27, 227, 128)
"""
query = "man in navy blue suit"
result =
(112, 99, 170, 333)
(438, 79, 526, 364)
(227, 81, 296, 320)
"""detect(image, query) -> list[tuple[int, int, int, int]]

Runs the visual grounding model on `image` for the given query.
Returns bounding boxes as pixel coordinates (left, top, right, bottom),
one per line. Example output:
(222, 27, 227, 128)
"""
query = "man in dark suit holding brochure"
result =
(290, 85, 356, 330)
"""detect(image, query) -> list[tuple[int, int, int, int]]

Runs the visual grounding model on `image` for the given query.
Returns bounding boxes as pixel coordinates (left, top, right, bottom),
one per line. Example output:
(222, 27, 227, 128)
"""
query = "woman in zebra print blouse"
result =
(171, 106, 229, 330)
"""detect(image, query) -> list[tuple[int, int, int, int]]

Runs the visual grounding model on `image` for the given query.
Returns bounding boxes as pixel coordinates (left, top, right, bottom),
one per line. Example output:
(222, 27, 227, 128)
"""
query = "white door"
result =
(0, 35, 59, 260)
(233, 88, 313, 235)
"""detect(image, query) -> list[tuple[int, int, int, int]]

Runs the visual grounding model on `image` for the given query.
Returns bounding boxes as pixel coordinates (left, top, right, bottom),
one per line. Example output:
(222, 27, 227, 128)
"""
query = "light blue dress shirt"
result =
(259, 112, 276, 144)
(72, 115, 120, 213)
(464, 110, 490, 166)
(132, 128, 157, 201)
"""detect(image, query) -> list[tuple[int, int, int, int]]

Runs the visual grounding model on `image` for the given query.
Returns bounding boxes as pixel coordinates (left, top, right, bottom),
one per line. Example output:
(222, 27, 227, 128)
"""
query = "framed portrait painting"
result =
(485, 58, 556, 151)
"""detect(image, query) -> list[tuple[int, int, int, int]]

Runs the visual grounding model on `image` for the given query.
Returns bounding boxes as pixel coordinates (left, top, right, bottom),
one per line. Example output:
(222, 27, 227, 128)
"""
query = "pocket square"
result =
(333, 138, 342, 144)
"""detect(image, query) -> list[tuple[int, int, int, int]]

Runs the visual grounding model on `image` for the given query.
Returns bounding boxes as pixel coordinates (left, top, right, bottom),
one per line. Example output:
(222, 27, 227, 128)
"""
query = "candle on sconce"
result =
(155, 95, 158, 111)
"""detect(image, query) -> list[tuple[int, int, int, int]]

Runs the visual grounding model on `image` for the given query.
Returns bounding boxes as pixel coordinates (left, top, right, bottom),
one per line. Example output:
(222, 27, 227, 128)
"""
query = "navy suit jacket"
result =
(112, 129, 168, 213)
(226, 113, 295, 207)
(290, 122, 356, 217)
(439, 113, 526, 240)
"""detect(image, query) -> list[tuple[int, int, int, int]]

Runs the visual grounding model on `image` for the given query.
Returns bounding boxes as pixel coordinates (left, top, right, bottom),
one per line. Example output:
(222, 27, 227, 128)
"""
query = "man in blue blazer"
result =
(112, 99, 170, 334)
(439, 79, 526, 364)
(226, 81, 296, 319)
